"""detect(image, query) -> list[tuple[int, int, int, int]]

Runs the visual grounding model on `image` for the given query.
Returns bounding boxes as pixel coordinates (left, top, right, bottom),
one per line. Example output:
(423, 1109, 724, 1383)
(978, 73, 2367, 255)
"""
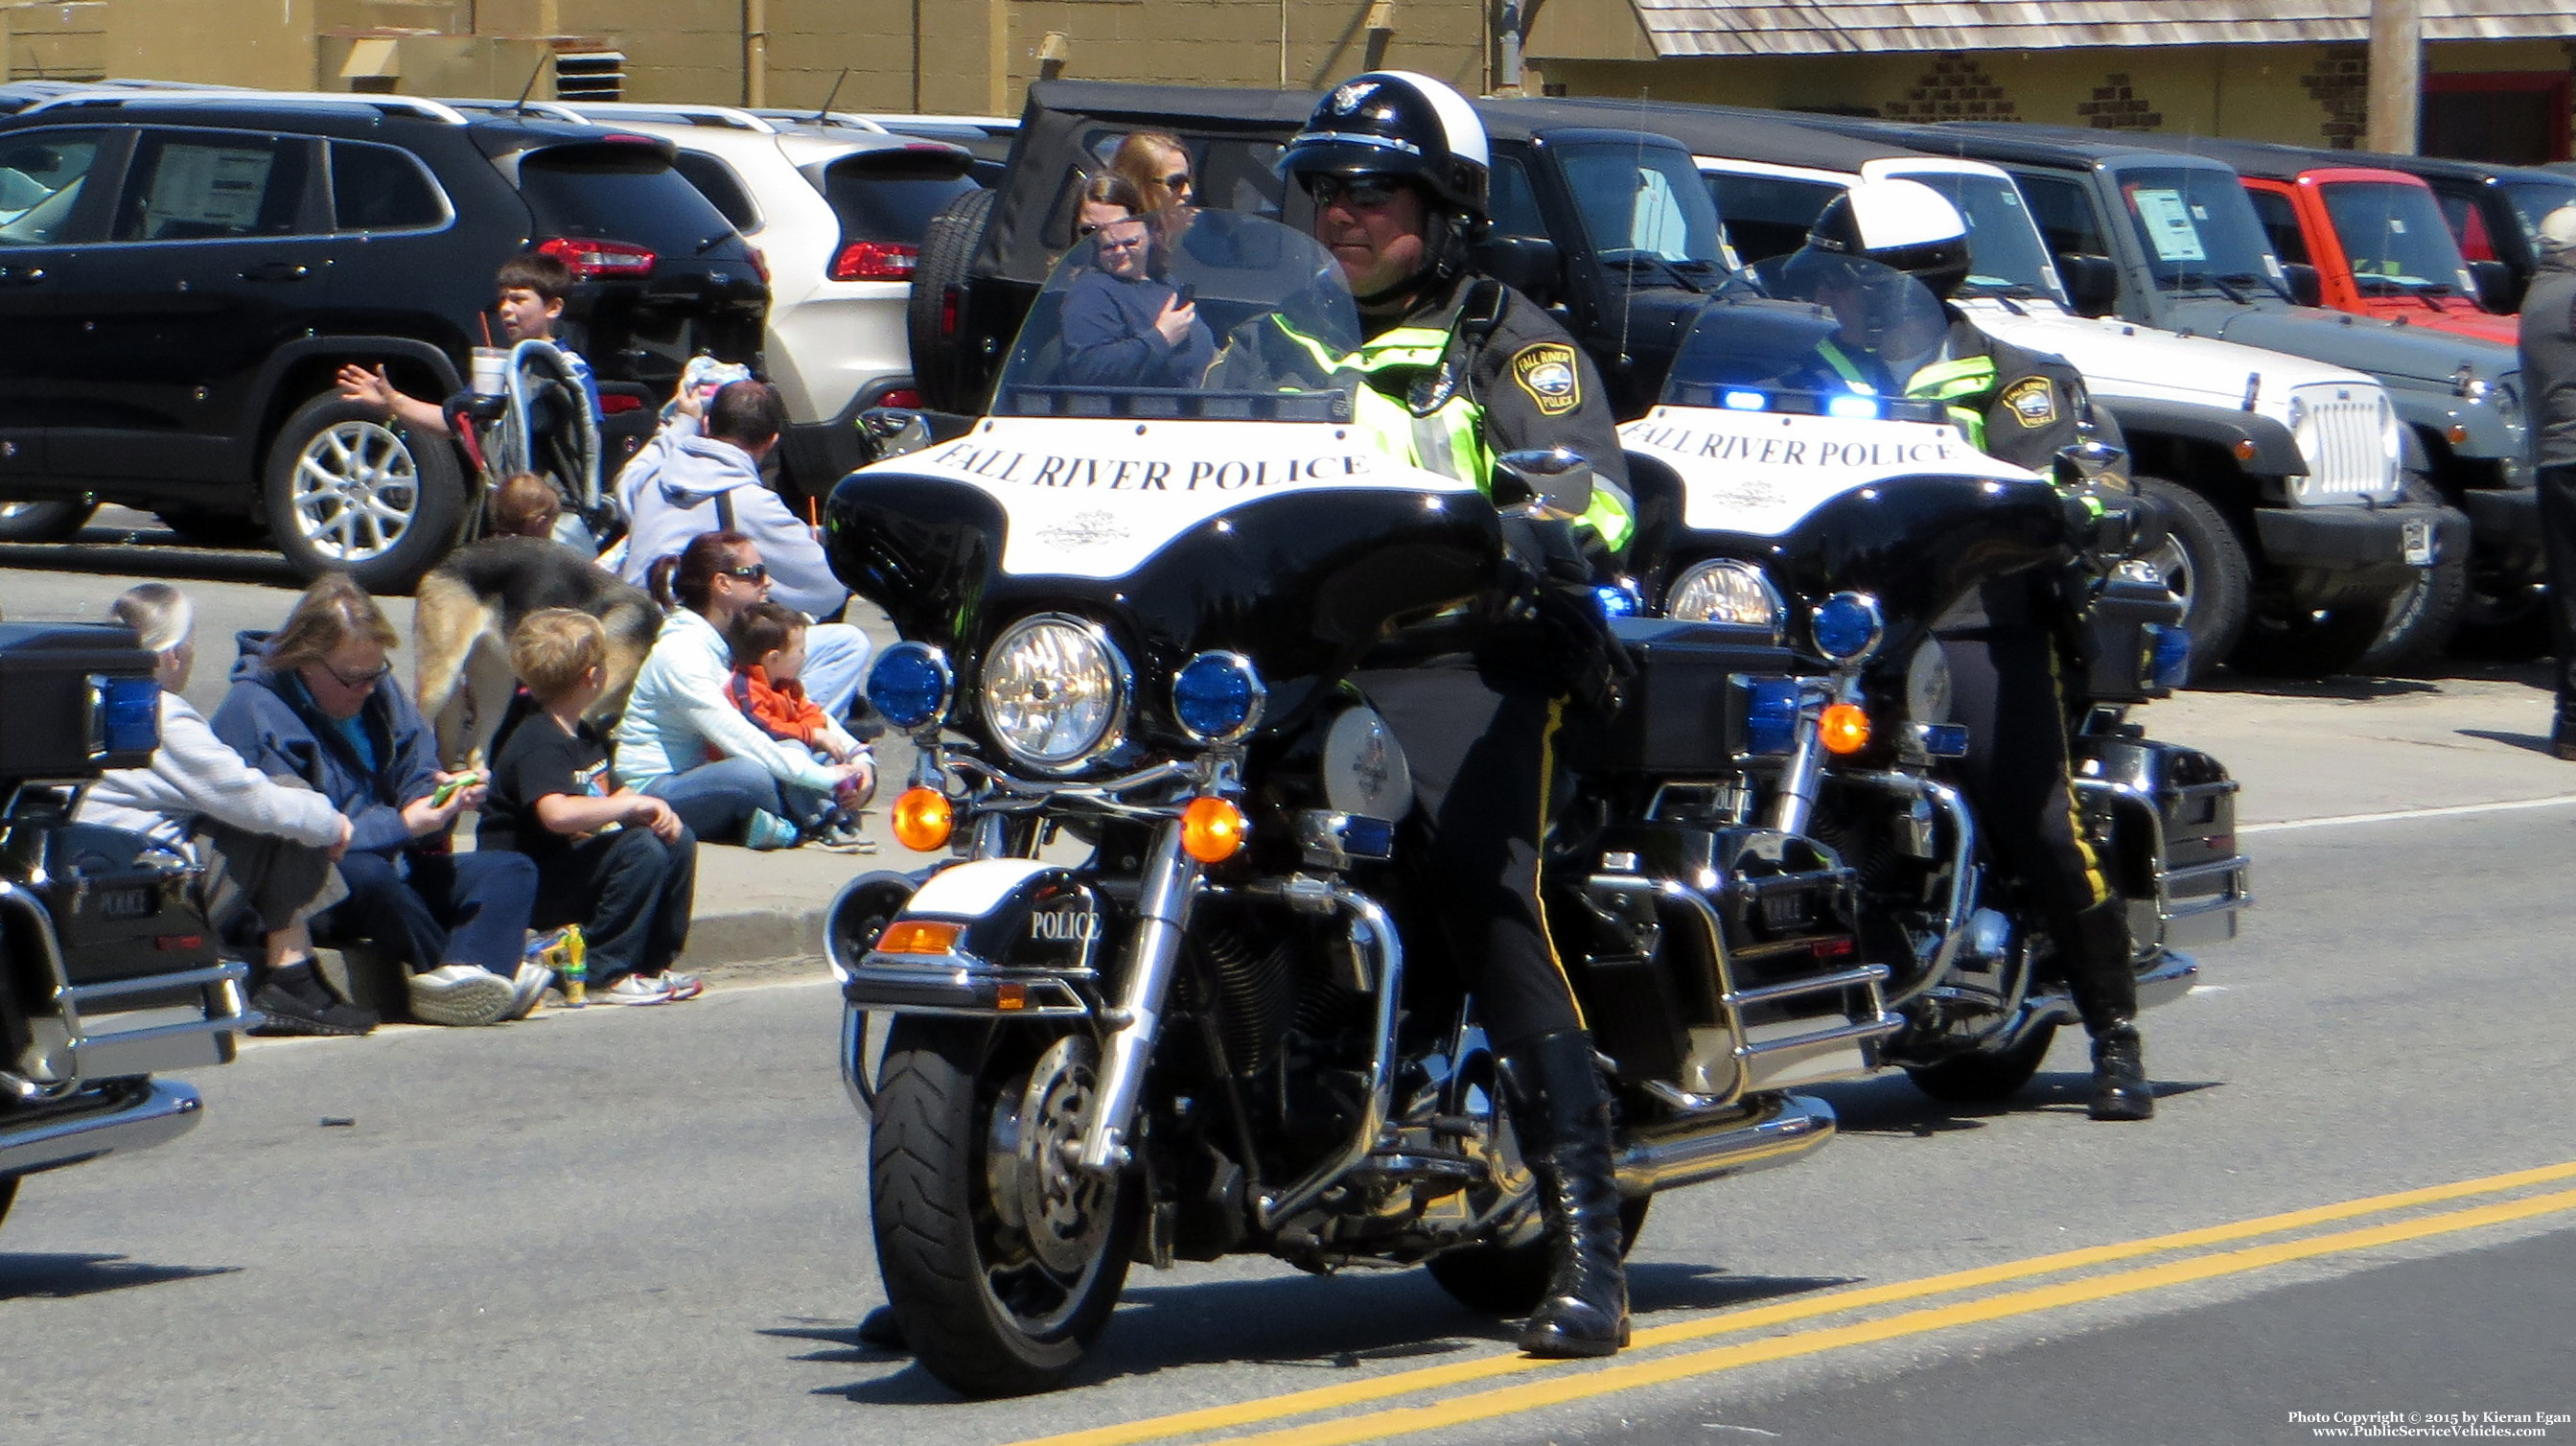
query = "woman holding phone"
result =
(1060, 174, 1213, 388)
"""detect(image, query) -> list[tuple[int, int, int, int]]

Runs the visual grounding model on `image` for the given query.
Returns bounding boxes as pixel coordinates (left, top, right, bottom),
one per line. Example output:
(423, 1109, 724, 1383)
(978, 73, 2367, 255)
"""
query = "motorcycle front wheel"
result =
(870, 1016, 1137, 1397)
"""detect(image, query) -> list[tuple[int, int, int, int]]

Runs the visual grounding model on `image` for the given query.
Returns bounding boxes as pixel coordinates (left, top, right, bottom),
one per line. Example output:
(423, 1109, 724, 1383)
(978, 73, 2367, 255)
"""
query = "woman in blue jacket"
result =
(1060, 174, 1213, 388)
(212, 574, 542, 1028)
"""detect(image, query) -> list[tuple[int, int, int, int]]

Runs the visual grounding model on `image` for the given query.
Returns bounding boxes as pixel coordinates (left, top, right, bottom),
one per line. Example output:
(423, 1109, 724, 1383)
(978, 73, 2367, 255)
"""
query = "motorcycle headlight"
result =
(1810, 592, 1886, 663)
(866, 642, 952, 732)
(979, 614, 1129, 771)
(1171, 651, 1266, 744)
(1903, 639, 1951, 726)
(1665, 559, 1785, 642)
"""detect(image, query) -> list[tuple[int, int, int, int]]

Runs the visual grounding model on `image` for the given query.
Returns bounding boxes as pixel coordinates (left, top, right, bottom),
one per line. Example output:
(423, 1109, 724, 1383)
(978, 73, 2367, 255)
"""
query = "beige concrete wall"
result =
(103, 0, 318, 90)
(4, 0, 107, 82)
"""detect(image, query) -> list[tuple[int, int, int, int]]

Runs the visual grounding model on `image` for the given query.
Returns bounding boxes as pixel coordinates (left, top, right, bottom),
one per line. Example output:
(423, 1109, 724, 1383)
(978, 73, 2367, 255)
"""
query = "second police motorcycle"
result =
(822, 208, 2247, 1396)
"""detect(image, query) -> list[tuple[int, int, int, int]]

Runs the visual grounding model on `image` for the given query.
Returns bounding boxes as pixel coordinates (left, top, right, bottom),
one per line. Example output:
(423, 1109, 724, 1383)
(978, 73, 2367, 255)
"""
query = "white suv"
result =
(544, 103, 979, 499)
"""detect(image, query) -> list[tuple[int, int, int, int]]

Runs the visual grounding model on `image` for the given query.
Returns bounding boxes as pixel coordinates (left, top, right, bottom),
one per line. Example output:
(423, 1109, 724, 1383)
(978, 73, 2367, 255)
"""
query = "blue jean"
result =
(640, 757, 830, 844)
(801, 622, 871, 721)
(321, 849, 537, 976)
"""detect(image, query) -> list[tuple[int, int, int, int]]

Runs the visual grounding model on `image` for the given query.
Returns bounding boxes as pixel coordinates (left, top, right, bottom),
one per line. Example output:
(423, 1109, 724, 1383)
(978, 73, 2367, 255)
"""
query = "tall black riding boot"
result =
(2065, 899, 2152, 1121)
(1501, 1029, 1630, 1358)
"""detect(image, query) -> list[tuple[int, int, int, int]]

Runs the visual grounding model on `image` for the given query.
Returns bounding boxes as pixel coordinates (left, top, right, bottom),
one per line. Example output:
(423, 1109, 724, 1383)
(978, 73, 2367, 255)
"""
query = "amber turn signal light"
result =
(1180, 796, 1249, 863)
(876, 920, 962, 955)
(892, 785, 953, 851)
(1820, 702, 1871, 755)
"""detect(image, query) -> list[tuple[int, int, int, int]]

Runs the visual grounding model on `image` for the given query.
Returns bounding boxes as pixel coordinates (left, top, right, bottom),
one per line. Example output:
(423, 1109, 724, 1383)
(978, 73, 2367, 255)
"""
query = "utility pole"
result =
(2366, 0, 2422, 153)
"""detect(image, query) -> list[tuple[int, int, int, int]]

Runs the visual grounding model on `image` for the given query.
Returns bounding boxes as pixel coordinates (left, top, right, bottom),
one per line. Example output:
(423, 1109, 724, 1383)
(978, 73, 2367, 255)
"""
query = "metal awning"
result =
(1634, 2, 2576, 58)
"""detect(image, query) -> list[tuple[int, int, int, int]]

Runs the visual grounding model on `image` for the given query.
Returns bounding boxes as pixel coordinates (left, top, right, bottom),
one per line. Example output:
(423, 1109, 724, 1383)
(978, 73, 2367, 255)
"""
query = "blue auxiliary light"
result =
(1722, 389, 1769, 411)
(1172, 651, 1266, 743)
(866, 643, 951, 730)
(1594, 581, 1640, 618)
(1810, 593, 1885, 662)
(1743, 677, 1801, 756)
(1826, 393, 1883, 420)
(2148, 624, 2193, 690)
(100, 675, 160, 755)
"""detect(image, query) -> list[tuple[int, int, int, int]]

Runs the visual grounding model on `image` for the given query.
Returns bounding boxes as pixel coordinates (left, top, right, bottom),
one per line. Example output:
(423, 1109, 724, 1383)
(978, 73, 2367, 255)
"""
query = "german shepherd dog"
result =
(413, 536, 661, 768)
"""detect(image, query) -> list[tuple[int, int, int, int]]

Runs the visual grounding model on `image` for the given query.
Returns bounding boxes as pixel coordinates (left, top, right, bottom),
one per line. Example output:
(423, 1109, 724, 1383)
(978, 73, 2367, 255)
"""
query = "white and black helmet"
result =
(1795, 176, 1975, 301)
(1280, 70, 1491, 223)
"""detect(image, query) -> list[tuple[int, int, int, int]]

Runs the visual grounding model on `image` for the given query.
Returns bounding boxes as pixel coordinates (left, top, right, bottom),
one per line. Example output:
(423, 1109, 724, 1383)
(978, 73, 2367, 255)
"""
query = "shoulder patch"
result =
(1511, 342, 1581, 416)
(2000, 375, 2058, 430)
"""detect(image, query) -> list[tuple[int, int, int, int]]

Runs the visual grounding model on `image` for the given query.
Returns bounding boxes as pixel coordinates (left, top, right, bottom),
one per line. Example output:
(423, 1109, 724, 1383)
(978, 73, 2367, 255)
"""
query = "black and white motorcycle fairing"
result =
(1606, 257, 2251, 1103)
(820, 212, 1886, 1398)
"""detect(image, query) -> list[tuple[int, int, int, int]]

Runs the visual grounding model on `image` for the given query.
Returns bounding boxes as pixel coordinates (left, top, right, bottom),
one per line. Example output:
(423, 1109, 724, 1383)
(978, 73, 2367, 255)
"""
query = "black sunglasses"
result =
(722, 562, 769, 582)
(1160, 171, 1192, 191)
(319, 660, 393, 690)
(1304, 174, 1405, 210)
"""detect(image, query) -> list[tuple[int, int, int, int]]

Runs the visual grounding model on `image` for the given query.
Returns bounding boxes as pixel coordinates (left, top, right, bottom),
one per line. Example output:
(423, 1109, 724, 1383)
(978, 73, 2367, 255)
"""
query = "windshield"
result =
(2502, 178, 2576, 244)
(993, 209, 1359, 422)
(1556, 140, 1729, 278)
(2319, 180, 2476, 296)
(2113, 166, 2289, 300)
(1891, 168, 2068, 304)
(1661, 253, 1953, 426)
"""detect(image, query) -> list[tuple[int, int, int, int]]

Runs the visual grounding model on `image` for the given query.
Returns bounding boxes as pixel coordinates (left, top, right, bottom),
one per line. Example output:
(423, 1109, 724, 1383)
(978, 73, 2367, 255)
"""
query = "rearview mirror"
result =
(2469, 259, 2522, 314)
(1492, 448, 1595, 518)
(856, 408, 933, 463)
(1472, 236, 1564, 307)
(2281, 262, 2323, 309)
(2055, 253, 2120, 316)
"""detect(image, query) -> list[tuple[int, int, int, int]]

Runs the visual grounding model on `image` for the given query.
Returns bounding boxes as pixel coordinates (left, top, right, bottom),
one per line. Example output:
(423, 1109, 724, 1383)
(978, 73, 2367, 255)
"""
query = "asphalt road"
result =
(7, 537, 2576, 1446)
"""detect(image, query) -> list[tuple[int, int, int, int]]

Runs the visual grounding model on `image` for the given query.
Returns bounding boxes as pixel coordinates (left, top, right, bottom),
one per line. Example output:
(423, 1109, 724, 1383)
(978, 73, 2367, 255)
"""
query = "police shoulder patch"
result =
(1511, 342, 1581, 415)
(2001, 375, 2058, 429)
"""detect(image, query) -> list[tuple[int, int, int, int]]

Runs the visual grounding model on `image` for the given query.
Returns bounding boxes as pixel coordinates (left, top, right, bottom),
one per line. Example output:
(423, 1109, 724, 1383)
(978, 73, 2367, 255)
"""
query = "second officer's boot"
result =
(1501, 1029, 1630, 1358)
(2065, 898, 2153, 1121)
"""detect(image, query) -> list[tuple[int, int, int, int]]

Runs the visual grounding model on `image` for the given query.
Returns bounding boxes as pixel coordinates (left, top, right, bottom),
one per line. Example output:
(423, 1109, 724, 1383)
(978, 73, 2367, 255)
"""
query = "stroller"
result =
(443, 338, 619, 551)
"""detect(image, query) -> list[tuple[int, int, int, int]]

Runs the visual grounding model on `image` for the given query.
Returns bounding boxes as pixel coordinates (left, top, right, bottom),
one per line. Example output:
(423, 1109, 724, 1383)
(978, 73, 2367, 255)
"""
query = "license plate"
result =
(2402, 518, 2434, 567)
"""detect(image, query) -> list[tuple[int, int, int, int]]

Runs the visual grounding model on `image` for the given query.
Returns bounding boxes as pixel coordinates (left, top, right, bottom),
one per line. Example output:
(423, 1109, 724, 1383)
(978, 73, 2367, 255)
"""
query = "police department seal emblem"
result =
(1512, 343, 1581, 416)
(2002, 376, 2057, 429)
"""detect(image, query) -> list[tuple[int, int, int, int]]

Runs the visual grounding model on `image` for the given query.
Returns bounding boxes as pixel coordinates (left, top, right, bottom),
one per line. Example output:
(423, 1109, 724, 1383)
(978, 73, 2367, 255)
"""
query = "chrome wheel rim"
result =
(979, 1033, 1115, 1334)
(290, 420, 419, 564)
(2144, 534, 2195, 624)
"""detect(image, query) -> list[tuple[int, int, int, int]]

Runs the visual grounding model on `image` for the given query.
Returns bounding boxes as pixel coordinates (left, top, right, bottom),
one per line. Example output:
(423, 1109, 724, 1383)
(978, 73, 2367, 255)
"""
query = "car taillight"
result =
(940, 283, 960, 338)
(598, 392, 646, 414)
(879, 388, 922, 409)
(537, 236, 657, 279)
(832, 242, 918, 282)
(745, 245, 769, 285)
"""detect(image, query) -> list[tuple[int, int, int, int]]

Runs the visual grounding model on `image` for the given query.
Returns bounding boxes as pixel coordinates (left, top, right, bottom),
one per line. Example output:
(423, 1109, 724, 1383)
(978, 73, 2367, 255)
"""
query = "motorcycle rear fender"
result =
(834, 858, 1107, 1018)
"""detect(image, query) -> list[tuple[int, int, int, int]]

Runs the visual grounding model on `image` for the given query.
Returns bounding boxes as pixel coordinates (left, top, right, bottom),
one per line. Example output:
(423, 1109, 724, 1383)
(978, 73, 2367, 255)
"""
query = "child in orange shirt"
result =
(722, 602, 875, 851)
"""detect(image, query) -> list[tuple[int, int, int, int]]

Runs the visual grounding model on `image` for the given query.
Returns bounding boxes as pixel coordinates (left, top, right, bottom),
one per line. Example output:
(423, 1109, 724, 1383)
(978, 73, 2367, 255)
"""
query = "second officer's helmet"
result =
(1280, 70, 1491, 228)
(1794, 176, 1975, 302)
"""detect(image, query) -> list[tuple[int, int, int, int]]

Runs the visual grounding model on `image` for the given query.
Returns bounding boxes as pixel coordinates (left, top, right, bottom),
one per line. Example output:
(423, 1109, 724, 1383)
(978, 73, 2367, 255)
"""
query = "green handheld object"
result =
(429, 772, 482, 807)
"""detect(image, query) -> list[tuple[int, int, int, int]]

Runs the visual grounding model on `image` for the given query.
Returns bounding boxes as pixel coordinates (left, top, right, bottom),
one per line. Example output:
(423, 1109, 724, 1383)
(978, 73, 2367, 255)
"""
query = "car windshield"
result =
(1557, 140, 1729, 280)
(2318, 180, 2476, 295)
(2502, 177, 2576, 244)
(1891, 168, 2068, 304)
(993, 209, 1359, 422)
(1661, 253, 1954, 426)
(2112, 166, 2289, 300)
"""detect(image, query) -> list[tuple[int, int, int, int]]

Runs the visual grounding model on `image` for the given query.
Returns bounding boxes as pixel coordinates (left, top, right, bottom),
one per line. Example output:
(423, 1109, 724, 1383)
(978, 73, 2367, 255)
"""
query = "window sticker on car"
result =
(147, 146, 276, 233)
(2131, 187, 2208, 263)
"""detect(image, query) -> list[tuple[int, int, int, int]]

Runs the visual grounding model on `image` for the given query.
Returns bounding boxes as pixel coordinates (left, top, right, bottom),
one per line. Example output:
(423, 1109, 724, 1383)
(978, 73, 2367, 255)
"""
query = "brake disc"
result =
(986, 1034, 1111, 1275)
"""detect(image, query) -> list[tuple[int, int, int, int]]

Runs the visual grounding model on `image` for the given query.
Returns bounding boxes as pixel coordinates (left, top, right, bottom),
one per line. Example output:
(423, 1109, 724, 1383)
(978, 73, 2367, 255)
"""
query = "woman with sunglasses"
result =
(1111, 130, 1195, 213)
(1061, 174, 1213, 388)
(210, 573, 542, 1028)
(612, 530, 872, 850)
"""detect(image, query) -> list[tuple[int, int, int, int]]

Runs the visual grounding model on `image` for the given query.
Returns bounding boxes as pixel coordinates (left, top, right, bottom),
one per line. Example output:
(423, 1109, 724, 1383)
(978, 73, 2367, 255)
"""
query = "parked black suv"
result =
(0, 92, 768, 590)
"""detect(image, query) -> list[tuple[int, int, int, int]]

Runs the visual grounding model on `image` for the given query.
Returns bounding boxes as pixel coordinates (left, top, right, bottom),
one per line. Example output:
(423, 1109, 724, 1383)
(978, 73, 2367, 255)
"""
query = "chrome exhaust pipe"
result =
(1613, 1092, 1837, 1200)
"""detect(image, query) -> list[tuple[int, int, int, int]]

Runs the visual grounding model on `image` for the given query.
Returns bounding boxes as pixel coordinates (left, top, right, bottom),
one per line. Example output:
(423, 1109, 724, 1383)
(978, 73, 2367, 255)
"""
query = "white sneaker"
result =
(504, 960, 553, 1020)
(407, 965, 519, 1027)
(595, 974, 674, 1006)
(650, 970, 704, 1001)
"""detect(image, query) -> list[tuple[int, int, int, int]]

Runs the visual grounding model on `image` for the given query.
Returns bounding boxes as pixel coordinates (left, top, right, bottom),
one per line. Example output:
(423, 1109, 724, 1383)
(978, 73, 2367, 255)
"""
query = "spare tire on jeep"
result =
(905, 186, 997, 415)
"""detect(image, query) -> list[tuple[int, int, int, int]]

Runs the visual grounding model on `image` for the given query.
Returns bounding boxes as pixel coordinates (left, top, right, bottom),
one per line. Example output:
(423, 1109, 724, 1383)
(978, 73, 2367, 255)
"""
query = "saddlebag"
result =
(2071, 735, 2249, 949)
(1564, 618, 1801, 775)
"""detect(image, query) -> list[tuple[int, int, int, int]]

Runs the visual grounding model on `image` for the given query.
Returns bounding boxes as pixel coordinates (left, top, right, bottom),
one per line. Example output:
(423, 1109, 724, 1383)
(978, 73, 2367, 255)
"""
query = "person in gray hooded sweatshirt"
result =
(612, 379, 871, 717)
(2519, 204, 2576, 759)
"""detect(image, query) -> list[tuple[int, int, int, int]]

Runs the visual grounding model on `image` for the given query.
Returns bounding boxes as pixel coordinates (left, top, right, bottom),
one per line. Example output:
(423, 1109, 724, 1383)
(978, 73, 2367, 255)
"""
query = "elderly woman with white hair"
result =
(74, 583, 376, 1037)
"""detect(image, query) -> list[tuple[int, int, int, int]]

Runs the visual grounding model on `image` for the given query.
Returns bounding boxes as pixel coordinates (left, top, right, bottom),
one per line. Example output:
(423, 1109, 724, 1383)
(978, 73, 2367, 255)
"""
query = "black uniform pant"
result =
(1939, 593, 2135, 1035)
(1356, 659, 1582, 1054)
(528, 826, 698, 985)
(2540, 463, 2576, 713)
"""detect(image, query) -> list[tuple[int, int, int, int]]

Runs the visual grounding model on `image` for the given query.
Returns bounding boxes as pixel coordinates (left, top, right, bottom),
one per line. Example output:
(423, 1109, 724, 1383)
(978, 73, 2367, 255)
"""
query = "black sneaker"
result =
(249, 960, 380, 1038)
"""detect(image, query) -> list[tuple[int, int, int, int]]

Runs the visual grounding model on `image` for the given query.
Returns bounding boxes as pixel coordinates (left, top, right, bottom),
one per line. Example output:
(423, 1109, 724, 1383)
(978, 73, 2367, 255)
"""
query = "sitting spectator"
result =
(1062, 175, 1212, 389)
(724, 601, 873, 851)
(612, 379, 870, 716)
(613, 531, 870, 848)
(478, 609, 702, 1006)
(212, 573, 543, 1027)
(76, 584, 375, 1037)
(489, 470, 565, 541)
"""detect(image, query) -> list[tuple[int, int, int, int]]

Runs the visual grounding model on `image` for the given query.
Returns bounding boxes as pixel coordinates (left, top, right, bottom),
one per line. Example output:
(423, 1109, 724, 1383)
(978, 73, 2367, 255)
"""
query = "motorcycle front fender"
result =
(833, 858, 1107, 1020)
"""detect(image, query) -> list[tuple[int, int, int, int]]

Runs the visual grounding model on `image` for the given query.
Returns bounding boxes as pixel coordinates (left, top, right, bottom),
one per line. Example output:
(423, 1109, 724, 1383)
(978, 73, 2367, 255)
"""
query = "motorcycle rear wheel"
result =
(870, 1016, 1136, 1397)
(1902, 1023, 2059, 1103)
(1424, 1197, 1651, 1318)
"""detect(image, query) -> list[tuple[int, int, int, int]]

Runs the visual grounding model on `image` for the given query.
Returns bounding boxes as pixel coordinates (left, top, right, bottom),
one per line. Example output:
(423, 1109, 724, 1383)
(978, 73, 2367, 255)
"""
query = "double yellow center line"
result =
(1006, 1159, 2576, 1446)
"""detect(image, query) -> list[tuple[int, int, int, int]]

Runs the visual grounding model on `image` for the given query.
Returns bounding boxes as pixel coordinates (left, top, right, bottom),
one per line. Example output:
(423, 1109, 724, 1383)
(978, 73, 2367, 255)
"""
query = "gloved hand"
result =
(1533, 577, 1635, 715)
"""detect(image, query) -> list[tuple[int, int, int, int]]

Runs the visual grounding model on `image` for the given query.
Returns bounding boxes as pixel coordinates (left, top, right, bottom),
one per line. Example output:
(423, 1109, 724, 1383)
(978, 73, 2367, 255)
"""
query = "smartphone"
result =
(1172, 282, 1195, 307)
(429, 773, 481, 807)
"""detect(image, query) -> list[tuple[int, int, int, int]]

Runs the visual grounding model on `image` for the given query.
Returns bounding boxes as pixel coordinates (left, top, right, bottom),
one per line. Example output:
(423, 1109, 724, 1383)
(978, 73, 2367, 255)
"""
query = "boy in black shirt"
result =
(480, 609, 700, 1006)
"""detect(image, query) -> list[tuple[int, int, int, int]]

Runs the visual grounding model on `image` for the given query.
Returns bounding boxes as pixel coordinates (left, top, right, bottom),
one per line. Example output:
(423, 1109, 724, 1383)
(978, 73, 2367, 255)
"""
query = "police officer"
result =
(2518, 203, 2576, 759)
(1280, 71, 1638, 1356)
(1785, 178, 2154, 1122)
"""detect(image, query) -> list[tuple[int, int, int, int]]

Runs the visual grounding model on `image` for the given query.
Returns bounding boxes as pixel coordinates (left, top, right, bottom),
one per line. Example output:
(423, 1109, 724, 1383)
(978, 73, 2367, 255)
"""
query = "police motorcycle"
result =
(1614, 254, 2251, 1105)
(823, 211, 1897, 1397)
